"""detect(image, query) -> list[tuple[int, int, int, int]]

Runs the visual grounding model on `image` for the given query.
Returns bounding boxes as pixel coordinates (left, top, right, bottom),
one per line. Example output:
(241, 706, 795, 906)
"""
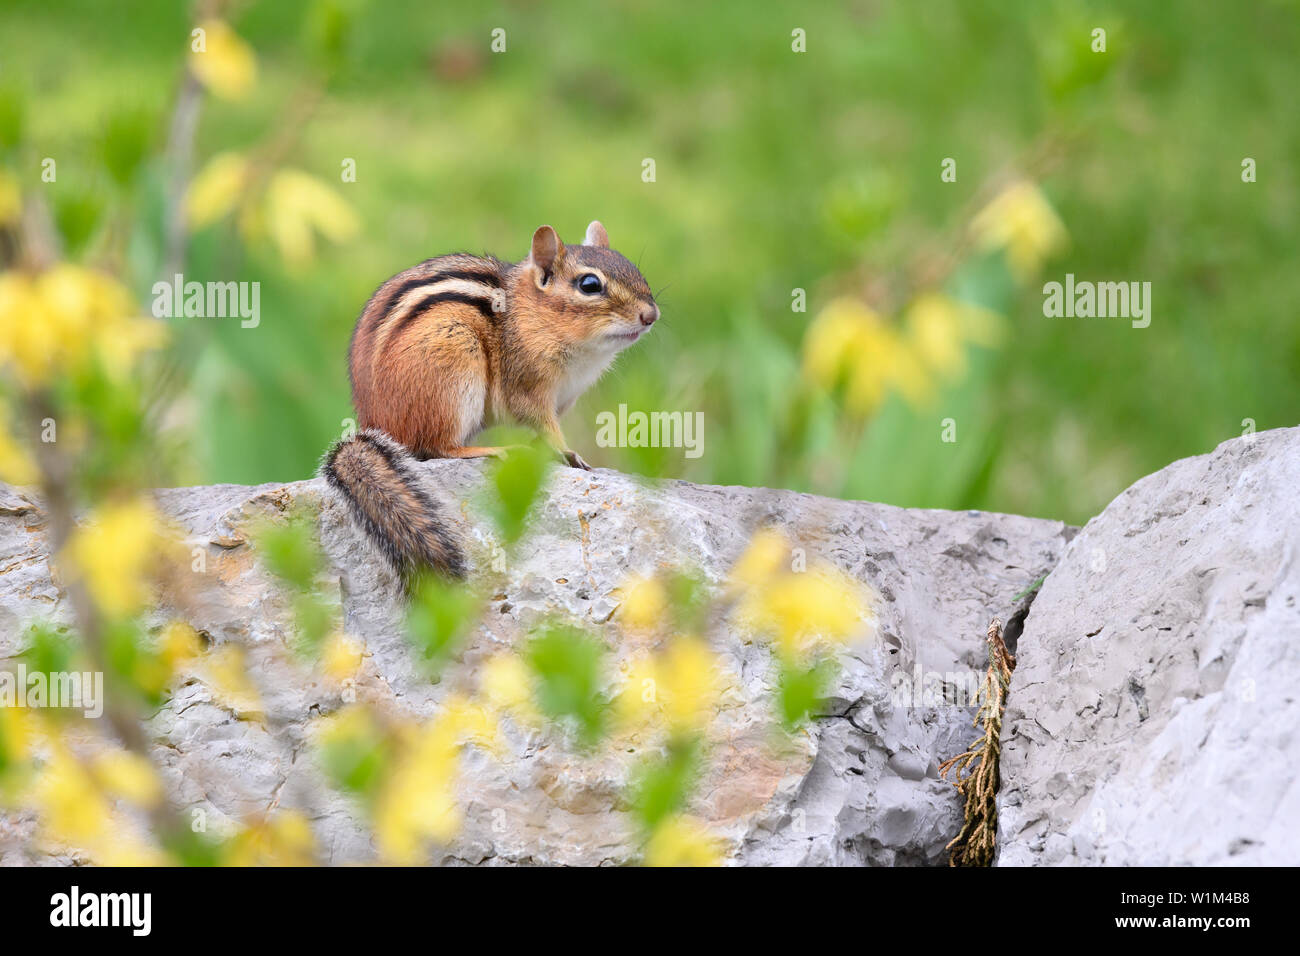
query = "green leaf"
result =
(24, 622, 74, 677)
(404, 573, 480, 670)
(486, 440, 552, 546)
(99, 108, 154, 189)
(52, 189, 104, 257)
(525, 624, 607, 746)
(256, 511, 325, 592)
(318, 723, 389, 800)
(630, 735, 701, 831)
(776, 656, 836, 729)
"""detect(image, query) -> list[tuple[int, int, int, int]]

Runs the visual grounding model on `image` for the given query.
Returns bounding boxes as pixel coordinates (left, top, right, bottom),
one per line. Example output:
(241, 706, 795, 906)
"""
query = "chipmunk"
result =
(321, 221, 659, 579)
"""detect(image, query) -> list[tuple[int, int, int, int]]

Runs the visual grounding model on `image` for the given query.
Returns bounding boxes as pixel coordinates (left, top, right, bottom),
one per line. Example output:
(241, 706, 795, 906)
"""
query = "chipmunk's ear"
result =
(529, 225, 563, 286)
(584, 220, 609, 248)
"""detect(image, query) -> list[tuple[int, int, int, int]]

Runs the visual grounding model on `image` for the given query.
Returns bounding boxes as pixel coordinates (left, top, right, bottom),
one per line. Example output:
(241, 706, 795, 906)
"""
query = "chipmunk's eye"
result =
(576, 273, 604, 295)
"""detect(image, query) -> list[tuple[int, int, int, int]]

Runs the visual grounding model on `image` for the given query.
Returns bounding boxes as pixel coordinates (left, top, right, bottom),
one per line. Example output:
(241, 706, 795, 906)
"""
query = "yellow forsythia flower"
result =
(442, 693, 505, 757)
(262, 169, 359, 268)
(0, 422, 37, 486)
(185, 152, 249, 229)
(159, 621, 203, 671)
(0, 704, 34, 772)
(752, 568, 868, 658)
(91, 750, 162, 808)
(618, 637, 723, 735)
(643, 815, 723, 867)
(33, 745, 113, 846)
(803, 297, 935, 415)
(322, 632, 364, 681)
(970, 180, 1068, 281)
(658, 637, 723, 731)
(189, 20, 257, 100)
(63, 498, 162, 619)
(481, 653, 539, 725)
(618, 574, 668, 631)
(373, 718, 462, 863)
(727, 527, 789, 593)
(226, 811, 316, 866)
(0, 265, 166, 388)
(730, 528, 874, 659)
(199, 644, 264, 717)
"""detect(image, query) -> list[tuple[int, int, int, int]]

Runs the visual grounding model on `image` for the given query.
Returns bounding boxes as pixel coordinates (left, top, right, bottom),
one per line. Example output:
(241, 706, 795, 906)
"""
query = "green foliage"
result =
(484, 439, 552, 547)
(5, 0, 1297, 528)
(98, 108, 155, 189)
(254, 507, 337, 658)
(0, 85, 24, 153)
(103, 619, 167, 708)
(630, 735, 701, 831)
(525, 623, 607, 747)
(776, 656, 835, 730)
(662, 569, 710, 634)
(51, 189, 104, 258)
(404, 573, 480, 670)
(318, 716, 390, 800)
(256, 511, 325, 593)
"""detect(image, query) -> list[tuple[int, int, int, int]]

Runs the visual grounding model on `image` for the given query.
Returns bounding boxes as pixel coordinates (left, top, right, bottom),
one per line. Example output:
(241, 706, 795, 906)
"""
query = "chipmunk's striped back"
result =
(348, 253, 509, 458)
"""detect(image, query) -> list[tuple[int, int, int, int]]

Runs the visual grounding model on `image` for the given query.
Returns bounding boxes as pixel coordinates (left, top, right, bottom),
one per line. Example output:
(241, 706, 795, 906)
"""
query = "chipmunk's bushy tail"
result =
(321, 428, 466, 579)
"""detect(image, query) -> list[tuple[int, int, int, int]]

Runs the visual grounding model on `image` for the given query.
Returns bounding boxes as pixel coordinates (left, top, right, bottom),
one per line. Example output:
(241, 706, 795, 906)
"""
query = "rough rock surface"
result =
(998, 426, 1300, 866)
(0, 465, 1068, 866)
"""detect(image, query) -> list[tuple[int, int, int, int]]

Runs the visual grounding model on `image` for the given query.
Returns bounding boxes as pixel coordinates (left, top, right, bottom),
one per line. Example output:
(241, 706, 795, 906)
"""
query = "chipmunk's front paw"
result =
(564, 449, 593, 471)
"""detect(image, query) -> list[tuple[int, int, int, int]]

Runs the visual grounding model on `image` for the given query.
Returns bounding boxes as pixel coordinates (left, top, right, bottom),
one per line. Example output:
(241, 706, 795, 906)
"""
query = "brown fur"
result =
(348, 224, 657, 462)
(321, 429, 466, 578)
(330, 222, 656, 577)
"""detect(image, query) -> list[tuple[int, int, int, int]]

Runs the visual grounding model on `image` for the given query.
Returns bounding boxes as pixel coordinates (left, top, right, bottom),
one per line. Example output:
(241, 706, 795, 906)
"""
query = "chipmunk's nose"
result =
(638, 303, 660, 327)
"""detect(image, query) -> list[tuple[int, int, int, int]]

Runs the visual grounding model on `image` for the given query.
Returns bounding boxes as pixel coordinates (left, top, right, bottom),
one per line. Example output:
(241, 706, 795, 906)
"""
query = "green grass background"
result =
(4, 0, 1298, 524)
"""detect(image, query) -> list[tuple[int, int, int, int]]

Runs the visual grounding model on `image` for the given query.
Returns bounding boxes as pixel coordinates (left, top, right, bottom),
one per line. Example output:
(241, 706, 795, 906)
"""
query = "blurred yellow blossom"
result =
(189, 20, 257, 101)
(32, 745, 112, 847)
(226, 811, 316, 866)
(0, 704, 34, 777)
(904, 293, 1005, 379)
(262, 169, 360, 268)
(618, 637, 723, 735)
(185, 151, 249, 229)
(33, 749, 164, 865)
(91, 750, 161, 808)
(63, 498, 163, 619)
(726, 526, 789, 592)
(970, 180, 1068, 280)
(159, 620, 203, 672)
(618, 574, 668, 631)
(374, 717, 462, 863)
(322, 631, 364, 681)
(0, 420, 37, 486)
(0, 265, 166, 388)
(803, 297, 935, 415)
(481, 653, 539, 725)
(186, 158, 359, 269)
(729, 529, 874, 659)
(643, 815, 722, 867)
(199, 644, 264, 717)
(442, 693, 505, 757)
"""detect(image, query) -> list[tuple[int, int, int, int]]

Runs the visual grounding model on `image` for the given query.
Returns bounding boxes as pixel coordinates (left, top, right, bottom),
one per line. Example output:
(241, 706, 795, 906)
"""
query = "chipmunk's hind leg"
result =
(440, 445, 509, 459)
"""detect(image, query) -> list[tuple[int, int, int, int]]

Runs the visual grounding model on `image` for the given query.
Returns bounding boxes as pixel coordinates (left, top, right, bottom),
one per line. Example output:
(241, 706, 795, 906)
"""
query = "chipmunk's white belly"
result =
(556, 344, 620, 415)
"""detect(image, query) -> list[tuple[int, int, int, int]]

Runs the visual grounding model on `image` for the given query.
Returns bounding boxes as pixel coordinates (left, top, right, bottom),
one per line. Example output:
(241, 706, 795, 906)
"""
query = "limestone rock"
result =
(998, 426, 1300, 866)
(0, 465, 1069, 866)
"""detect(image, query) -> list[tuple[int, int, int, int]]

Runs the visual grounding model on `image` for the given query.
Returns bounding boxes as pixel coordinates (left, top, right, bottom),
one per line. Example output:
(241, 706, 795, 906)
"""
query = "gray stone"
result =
(998, 426, 1300, 866)
(1, 463, 1069, 865)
